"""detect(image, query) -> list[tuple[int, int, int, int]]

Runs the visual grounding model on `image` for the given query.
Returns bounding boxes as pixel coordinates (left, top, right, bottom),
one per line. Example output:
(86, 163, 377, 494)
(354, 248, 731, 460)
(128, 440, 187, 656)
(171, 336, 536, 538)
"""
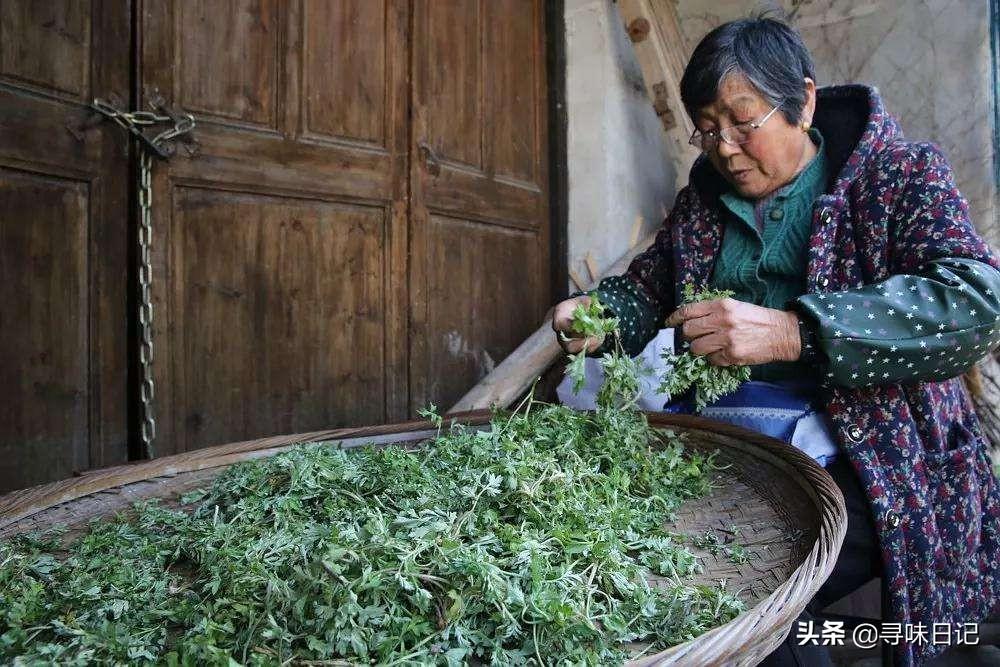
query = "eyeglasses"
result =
(688, 103, 782, 152)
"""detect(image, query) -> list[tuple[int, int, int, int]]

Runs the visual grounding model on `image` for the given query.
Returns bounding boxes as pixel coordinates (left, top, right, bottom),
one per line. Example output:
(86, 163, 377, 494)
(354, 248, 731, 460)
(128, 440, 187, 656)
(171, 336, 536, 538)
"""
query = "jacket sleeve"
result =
(580, 188, 694, 357)
(789, 143, 1000, 389)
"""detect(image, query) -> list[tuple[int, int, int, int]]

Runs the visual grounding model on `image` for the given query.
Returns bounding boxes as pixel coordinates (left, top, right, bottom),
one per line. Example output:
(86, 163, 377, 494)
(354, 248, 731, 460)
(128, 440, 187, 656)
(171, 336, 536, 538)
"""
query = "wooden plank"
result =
(615, 0, 700, 179)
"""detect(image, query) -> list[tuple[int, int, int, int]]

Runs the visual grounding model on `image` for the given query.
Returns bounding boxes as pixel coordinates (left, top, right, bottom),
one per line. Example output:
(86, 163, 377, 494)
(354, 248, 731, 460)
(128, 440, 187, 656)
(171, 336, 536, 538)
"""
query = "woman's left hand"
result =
(664, 297, 801, 366)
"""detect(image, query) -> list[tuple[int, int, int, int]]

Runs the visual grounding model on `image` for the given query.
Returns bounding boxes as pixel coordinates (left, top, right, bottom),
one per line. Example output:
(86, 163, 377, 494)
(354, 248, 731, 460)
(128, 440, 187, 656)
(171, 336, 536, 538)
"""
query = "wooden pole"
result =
(614, 0, 700, 179)
(449, 232, 658, 413)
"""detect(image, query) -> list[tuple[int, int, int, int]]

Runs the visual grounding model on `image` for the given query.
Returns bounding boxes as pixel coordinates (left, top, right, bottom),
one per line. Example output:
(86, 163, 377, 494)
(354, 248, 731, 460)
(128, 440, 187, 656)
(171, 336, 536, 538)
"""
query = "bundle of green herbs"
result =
(561, 295, 647, 411)
(564, 286, 750, 412)
(657, 285, 751, 411)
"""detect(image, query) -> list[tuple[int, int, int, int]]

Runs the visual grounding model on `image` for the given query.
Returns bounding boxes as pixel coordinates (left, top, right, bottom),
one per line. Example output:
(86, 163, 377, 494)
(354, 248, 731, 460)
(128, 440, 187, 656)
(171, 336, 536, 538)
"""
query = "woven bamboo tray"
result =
(0, 411, 847, 666)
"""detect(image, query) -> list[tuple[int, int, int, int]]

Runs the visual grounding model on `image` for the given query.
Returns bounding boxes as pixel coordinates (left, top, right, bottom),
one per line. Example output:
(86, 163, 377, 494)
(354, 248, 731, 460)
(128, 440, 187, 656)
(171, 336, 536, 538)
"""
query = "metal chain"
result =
(137, 150, 156, 456)
(90, 98, 196, 459)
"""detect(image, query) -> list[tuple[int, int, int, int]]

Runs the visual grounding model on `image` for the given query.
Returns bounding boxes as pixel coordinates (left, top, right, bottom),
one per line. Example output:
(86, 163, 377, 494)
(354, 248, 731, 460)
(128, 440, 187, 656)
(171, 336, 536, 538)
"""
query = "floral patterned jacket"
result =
(589, 85, 1000, 665)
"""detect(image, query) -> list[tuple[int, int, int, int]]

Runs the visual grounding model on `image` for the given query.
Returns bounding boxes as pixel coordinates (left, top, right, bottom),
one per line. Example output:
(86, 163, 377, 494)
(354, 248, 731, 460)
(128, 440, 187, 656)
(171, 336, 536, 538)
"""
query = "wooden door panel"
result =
(425, 215, 543, 404)
(488, 0, 541, 186)
(422, 1, 482, 169)
(0, 168, 89, 488)
(169, 188, 388, 449)
(418, 0, 546, 214)
(302, 0, 387, 145)
(141, 0, 409, 455)
(0, 0, 92, 99)
(416, 173, 543, 230)
(166, 134, 395, 200)
(176, 0, 280, 129)
(0, 0, 129, 492)
(146, 0, 398, 191)
(411, 0, 549, 412)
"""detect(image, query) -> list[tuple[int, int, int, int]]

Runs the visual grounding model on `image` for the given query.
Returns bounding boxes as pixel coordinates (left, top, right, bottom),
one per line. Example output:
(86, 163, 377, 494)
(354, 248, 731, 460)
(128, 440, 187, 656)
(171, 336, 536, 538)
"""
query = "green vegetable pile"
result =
(0, 403, 744, 665)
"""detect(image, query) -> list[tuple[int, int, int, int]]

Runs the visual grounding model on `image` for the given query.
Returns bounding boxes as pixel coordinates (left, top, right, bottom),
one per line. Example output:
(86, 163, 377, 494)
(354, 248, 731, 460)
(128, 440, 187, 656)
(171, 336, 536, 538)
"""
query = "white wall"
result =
(564, 0, 680, 291)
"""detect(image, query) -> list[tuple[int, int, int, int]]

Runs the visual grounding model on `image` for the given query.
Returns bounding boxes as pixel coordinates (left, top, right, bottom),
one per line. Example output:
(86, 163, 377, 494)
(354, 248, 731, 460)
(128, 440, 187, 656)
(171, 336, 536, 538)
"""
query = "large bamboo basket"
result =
(0, 411, 847, 666)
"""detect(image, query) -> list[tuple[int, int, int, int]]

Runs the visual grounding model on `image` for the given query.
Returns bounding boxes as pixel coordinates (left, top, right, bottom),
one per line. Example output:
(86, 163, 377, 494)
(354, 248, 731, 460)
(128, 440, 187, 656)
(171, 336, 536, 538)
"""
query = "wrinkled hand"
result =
(664, 297, 801, 366)
(552, 295, 605, 354)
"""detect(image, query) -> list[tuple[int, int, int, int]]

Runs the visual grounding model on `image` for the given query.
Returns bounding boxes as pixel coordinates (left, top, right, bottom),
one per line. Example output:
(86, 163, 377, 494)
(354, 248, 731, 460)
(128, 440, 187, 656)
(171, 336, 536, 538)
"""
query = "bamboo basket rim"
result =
(0, 410, 847, 666)
(636, 413, 848, 665)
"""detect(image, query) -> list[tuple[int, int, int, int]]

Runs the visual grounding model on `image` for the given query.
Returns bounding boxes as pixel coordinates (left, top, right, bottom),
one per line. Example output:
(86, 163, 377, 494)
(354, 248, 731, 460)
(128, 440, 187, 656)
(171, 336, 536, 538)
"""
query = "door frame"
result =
(546, 0, 569, 305)
(990, 0, 1000, 229)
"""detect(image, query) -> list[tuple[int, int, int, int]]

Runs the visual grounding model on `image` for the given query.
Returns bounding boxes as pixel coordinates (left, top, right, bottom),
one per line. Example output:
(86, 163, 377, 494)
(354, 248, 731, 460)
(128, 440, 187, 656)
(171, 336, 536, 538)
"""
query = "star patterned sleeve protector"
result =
(790, 139, 1000, 391)
(792, 257, 1000, 390)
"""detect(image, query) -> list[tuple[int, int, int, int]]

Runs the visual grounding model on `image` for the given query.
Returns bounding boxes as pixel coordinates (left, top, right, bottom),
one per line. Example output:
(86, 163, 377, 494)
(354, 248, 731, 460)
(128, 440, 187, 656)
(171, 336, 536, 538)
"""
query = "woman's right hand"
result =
(552, 295, 606, 354)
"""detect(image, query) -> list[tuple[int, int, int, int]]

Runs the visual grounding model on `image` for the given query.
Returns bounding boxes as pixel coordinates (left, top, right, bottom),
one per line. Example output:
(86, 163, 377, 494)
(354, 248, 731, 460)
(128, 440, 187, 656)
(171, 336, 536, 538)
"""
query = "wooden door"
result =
(0, 0, 130, 491)
(409, 0, 551, 411)
(139, 0, 410, 455)
(0, 2, 553, 485)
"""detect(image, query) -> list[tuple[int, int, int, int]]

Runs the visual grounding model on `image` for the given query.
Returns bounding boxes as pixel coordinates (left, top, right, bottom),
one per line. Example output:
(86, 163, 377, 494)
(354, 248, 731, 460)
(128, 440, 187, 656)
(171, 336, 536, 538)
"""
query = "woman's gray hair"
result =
(680, 16, 816, 125)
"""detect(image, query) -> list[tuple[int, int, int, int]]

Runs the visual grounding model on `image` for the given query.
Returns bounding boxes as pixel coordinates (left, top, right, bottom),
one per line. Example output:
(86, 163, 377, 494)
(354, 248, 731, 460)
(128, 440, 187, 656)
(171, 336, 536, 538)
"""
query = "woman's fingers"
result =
(552, 307, 573, 333)
(706, 350, 735, 367)
(691, 335, 740, 366)
(552, 295, 591, 334)
(561, 335, 585, 354)
(677, 313, 718, 340)
(664, 298, 723, 328)
(667, 298, 797, 365)
(559, 333, 604, 354)
(688, 330, 728, 357)
(552, 295, 604, 353)
(552, 306, 573, 334)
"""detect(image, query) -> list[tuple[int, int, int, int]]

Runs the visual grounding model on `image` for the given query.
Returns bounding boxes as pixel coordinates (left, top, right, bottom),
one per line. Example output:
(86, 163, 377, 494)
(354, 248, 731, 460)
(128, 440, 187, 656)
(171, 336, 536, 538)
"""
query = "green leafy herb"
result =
(659, 284, 751, 411)
(594, 351, 647, 411)
(564, 294, 650, 410)
(418, 403, 445, 431)
(567, 294, 620, 340)
(692, 527, 751, 565)
(0, 402, 745, 665)
(563, 295, 620, 396)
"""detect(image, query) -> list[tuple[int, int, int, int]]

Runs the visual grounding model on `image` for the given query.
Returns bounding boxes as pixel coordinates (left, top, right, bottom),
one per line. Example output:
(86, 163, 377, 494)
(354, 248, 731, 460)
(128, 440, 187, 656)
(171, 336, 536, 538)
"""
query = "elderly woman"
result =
(553, 16, 1000, 667)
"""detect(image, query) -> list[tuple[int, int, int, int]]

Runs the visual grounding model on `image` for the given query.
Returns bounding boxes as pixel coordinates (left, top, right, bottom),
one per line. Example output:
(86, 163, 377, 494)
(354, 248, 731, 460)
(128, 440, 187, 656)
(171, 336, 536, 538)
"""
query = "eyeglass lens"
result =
(693, 122, 753, 150)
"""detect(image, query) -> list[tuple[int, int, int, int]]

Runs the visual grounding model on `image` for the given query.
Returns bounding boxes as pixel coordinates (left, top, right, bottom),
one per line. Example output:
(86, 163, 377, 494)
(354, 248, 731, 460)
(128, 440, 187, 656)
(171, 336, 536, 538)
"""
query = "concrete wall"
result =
(564, 0, 680, 290)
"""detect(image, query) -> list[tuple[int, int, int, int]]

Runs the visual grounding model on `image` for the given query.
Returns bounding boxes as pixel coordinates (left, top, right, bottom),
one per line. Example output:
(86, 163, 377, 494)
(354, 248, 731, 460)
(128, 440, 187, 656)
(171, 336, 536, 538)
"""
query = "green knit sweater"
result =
(709, 129, 828, 382)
